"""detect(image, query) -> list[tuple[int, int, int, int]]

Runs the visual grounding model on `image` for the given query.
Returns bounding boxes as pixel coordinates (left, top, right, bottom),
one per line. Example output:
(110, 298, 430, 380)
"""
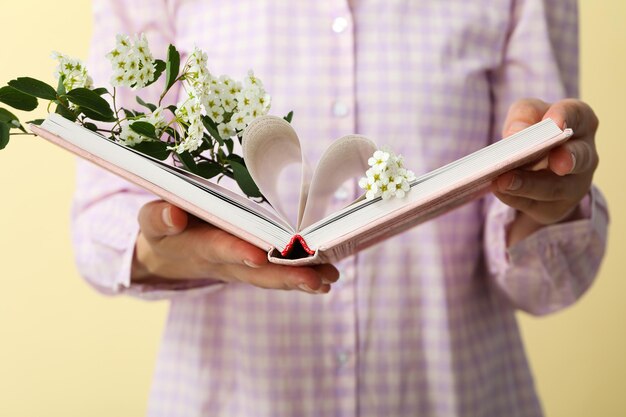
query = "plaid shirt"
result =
(73, 0, 608, 415)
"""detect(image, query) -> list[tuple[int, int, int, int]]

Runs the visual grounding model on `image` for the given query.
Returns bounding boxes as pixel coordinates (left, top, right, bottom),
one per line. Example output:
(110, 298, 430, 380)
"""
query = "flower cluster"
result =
(51, 51, 93, 91)
(359, 149, 416, 200)
(0, 32, 286, 199)
(170, 46, 271, 154)
(106, 34, 156, 89)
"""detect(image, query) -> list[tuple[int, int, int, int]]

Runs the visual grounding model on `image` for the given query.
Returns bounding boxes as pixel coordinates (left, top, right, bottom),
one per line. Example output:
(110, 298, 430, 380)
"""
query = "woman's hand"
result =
(493, 98, 599, 246)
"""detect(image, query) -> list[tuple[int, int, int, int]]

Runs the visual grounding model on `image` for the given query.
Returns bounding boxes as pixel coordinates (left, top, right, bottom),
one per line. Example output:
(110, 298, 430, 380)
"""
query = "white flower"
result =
(244, 69, 263, 88)
(118, 121, 144, 146)
(208, 106, 225, 124)
(358, 176, 380, 200)
(184, 47, 212, 103)
(368, 150, 390, 172)
(172, 96, 205, 153)
(147, 106, 168, 131)
(205, 96, 222, 111)
(51, 51, 93, 91)
(220, 94, 236, 113)
(359, 149, 414, 201)
(107, 33, 156, 89)
(380, 183, 393, 200)
(393, 178, 411, 198)
(218, 122, 234, 139)
(231, 111, 253, 131)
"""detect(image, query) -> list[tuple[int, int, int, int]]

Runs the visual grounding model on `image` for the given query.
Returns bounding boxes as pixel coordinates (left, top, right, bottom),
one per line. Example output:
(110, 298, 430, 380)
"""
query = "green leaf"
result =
(165, 45, 180, 92)
(166, 105, 177, 114)
(65, 88, 114, 118)
(196, 160, 222, 179)
(283, 110, 294, 123)
(83, 122, 98, 132)
(0, 122, 9, 150)
(144, 59, 166, 88)
(230, 160, 262, 198)
(0, 86, 38, 111)
(8, 77, 57, 100)
(131, 140, 170, 161)
(26, 119, 45, 126)
(136, 96, 157, 112)
(0, 108, 19, 123)
(201, 115, 224, 145)
(56, 76, 66, 96)
(79, 106, 116, 122)
(224, 138, 234, 155)
(55, 103, 77, 122)
(92, 87, 109, 96)
(130, 121, 157, 139)
(0, 108, 25, 132)
(178, 151, 198, 173)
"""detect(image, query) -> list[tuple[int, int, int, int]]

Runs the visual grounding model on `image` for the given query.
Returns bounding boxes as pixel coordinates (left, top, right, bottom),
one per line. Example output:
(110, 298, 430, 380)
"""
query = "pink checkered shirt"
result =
(73, 1, 608, 416)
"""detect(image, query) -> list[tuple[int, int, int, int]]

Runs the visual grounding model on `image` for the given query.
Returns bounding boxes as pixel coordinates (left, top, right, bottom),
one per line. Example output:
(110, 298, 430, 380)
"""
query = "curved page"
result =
(242, 116, 311, 229)
(299, 135, 377, 230)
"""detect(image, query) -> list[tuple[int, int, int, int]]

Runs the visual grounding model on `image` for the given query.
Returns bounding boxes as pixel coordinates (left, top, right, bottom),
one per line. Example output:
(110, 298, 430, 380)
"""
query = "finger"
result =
(524, 154, 549, 171)
(491, 190, 537, 214)
(548, 140, 598, 176)
(313, 263, 341, 284)
(138, 200, 188, 240)
(493, 170, 577, 202)
(502, 98, 551, 138)
(542, 99, 599, 138)
(192, 225, 269, 268)
(491, 191, 575, 225)
(228, 262, 337, 293)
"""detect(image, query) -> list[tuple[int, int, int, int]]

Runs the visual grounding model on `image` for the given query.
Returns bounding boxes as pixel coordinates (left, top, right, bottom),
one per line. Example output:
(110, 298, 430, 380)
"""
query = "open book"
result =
(32, 114, 572, 265)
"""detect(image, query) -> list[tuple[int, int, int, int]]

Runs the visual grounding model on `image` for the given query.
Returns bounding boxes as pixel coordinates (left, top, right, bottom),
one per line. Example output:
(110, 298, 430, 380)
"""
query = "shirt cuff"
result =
(486, 185, 603, 275)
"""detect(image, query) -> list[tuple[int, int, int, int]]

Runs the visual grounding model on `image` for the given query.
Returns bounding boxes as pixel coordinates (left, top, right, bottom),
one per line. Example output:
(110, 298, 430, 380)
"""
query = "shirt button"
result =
(332, 101, 349, 117)
(336, 351, 350, 367)
(332, 17, 348, 33)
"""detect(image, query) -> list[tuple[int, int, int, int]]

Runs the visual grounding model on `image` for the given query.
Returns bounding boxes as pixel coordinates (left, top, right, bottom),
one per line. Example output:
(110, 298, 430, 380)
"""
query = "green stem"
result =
(158, 73, 186, 107)
(111, 87, 119, 119)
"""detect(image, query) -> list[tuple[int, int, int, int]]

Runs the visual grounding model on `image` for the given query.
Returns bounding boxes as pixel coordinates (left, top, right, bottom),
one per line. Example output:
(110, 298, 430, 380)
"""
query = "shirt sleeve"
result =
(72, 0, 225, 300)
(483, 0, 609, 315)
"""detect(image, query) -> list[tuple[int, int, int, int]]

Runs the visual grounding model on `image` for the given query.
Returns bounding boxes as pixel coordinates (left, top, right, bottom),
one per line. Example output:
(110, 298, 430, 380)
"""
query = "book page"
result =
(242, 116, 311, 229)
(299, 134, 376, 230)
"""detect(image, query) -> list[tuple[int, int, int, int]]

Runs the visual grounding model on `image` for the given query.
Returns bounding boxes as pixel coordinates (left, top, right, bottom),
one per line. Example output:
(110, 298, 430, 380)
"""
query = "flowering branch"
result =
(0, 33, 292, 199)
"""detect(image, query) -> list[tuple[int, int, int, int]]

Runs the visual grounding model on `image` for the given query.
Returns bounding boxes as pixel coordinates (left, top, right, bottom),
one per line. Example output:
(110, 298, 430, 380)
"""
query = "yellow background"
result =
(0, 1, 624, 415)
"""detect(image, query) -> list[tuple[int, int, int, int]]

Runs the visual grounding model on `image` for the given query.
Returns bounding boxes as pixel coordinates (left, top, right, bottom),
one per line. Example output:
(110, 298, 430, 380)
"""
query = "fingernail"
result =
(297, 283, 320, 294)
(569, 152, 576, 173)
(162, 206, 174, 227)
(243, 259, 262, 268)
(322, 278, 333, 284)
(507, 174, 522, 191)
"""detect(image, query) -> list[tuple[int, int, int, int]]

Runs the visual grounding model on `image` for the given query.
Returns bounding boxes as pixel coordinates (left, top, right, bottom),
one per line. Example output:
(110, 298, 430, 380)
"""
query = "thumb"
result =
(138, 200, 188, 240)
(501, 98, 550, 138)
